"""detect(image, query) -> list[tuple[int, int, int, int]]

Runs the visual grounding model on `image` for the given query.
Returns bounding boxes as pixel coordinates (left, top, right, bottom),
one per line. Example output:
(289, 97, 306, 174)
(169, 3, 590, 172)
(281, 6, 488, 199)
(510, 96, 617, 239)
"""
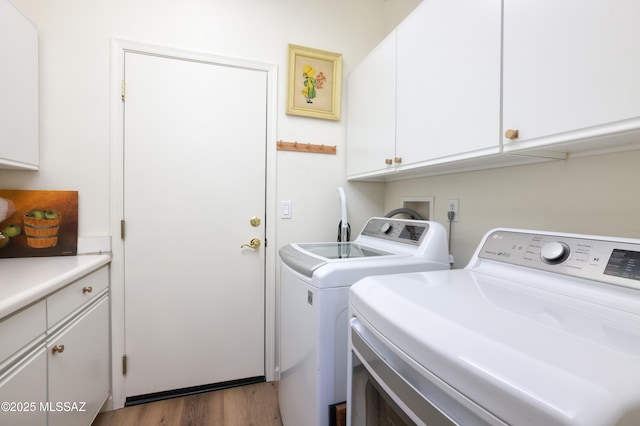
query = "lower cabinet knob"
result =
(52, 344, 65, 354)
(505, 129, 519, 139)
(385, 158, 393, 165)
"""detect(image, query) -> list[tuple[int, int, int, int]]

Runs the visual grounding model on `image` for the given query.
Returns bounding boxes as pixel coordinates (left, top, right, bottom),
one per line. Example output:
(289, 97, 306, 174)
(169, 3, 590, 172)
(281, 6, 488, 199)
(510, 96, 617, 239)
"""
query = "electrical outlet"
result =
(447, 199, 459, 223)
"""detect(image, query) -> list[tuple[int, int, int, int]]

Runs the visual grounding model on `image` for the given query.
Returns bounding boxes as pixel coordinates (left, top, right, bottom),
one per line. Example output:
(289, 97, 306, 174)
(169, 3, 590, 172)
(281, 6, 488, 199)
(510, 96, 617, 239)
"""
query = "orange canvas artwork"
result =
(0, 190, 78, 258)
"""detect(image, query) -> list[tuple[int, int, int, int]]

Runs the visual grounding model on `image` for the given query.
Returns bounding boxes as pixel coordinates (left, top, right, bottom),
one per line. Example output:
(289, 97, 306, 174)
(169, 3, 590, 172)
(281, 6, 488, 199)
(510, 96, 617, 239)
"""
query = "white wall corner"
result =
(77, 236, 112, 254)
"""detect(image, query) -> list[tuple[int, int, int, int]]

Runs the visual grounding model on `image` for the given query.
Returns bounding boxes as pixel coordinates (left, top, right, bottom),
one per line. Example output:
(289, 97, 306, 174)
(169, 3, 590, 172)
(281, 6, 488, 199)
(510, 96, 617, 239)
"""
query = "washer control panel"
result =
(360, 217, 430, 246)
(478, 230, 640, 289)
(540, 241, 571, 264)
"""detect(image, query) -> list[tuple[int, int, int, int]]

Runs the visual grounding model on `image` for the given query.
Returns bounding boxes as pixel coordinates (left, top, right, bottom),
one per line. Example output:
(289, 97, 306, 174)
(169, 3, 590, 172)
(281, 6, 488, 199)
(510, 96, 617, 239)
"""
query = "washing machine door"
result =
(279, 244, 327, 277)
(279, 243, 394, 277)
(296, 242, 393, 259)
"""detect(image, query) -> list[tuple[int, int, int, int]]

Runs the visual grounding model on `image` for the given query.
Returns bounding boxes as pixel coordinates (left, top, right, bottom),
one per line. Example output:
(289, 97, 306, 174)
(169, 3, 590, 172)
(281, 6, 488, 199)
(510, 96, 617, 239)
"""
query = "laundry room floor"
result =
(92, 381, 282, 426)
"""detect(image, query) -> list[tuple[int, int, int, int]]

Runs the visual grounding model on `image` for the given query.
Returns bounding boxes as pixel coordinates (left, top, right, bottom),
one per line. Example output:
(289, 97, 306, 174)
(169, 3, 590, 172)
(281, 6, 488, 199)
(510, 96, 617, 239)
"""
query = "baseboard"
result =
(124, 376, 266, 407)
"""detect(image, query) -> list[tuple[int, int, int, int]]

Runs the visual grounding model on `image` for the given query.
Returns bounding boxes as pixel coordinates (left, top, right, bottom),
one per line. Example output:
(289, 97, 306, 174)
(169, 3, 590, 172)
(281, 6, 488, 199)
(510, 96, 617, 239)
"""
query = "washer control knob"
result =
(540, 241, 570, 264)
(381, 222, 393, 234)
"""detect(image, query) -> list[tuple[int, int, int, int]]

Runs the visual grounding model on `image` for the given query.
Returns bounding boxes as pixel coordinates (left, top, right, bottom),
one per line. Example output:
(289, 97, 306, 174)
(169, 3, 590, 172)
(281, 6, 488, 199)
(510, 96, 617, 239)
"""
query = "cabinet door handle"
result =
(82, 286, 93, 294)
(385, 158, 393, 165)
(52, 344, 65, 354)
(505, 129, 519, 139)
(394, 157, 402, 164)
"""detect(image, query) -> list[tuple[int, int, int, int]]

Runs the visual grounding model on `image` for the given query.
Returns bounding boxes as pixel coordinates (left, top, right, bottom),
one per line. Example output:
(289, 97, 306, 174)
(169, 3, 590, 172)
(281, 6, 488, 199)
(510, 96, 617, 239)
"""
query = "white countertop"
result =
(0, 254, 111, 320)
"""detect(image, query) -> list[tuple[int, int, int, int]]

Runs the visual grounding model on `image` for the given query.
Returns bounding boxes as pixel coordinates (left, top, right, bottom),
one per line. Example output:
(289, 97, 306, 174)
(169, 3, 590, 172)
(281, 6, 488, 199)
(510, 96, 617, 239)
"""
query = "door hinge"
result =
(122, 355, 127, 376)
(121, 80, 126, 101)
(121, 220, 126, 240)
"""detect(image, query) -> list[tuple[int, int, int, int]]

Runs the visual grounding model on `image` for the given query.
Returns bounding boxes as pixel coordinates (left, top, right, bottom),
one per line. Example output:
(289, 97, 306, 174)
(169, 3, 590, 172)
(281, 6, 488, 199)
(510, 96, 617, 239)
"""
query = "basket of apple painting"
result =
(23, 210, 61, 248)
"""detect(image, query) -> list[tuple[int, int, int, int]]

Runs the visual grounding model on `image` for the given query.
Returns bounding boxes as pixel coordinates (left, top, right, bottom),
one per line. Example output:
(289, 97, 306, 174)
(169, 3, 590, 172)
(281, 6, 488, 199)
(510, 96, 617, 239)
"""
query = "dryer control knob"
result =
(381, 222, 393, 234)
(541, 241, 570, 264)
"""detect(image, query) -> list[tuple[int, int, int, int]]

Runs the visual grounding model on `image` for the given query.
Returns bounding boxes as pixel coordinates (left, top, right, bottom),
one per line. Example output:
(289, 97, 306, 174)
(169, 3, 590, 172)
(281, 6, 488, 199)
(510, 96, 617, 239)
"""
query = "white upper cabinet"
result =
(347, 0, 503, 180)
(348, 0, 640, 180)
(346, 31, 397, 179)
(0, 0, 39, 170)
(503, 0, 640, 154)
(396, 0, 502, 168)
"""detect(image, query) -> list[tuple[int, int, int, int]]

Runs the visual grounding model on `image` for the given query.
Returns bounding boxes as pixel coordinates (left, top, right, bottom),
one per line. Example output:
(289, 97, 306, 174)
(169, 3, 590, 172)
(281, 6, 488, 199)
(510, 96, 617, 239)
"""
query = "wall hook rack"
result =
(277, 140, 337, 155)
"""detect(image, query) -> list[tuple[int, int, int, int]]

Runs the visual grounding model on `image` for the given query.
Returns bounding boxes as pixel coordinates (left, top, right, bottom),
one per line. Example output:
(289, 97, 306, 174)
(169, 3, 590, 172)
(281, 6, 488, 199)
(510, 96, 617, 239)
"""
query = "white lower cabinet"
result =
(48, 296, 109, 426)
(0, 266, 110, 426)
(0, 346, 47, 426)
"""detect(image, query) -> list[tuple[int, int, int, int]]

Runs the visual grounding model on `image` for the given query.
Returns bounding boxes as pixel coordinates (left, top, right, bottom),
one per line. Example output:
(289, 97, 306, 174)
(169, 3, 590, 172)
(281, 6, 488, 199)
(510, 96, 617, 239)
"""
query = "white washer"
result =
(348, 228, 640, 426)
(278, 217, 450, 426)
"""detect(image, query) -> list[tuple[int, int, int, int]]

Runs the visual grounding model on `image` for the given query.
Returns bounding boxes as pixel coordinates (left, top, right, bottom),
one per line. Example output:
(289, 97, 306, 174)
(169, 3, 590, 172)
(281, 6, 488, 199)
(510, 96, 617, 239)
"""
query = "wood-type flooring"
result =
(92, 381, 282, 426)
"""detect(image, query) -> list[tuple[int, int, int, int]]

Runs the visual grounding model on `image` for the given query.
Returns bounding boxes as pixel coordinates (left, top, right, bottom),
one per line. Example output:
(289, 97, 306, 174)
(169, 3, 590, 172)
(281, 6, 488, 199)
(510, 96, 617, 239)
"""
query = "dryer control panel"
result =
(477, 229, 640, 290)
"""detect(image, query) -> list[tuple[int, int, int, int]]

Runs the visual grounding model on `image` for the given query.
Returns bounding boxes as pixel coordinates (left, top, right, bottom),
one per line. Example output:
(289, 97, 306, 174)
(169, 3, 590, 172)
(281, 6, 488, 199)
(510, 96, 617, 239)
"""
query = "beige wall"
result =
(3, 0, 636, 268)
(382, 0, 422, 33)
(384, 149, 640, 268)
(0, 0, 420, 249)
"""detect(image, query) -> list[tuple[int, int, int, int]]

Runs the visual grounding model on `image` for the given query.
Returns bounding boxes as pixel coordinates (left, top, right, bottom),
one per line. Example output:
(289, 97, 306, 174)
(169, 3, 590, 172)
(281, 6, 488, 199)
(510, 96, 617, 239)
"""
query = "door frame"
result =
(108, 39, 278, 410)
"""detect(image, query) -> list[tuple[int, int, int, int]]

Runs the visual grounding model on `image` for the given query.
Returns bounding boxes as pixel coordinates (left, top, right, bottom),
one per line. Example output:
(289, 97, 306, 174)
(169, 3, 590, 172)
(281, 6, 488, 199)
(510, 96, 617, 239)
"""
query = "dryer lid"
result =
(350, 269, 640, 426)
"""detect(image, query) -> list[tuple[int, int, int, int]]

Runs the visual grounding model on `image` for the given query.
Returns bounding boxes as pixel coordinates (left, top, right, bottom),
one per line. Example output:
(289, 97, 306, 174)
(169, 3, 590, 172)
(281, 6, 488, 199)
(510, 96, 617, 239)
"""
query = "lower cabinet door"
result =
(0, 346, 47, 426)
(47, 296, 110, 426)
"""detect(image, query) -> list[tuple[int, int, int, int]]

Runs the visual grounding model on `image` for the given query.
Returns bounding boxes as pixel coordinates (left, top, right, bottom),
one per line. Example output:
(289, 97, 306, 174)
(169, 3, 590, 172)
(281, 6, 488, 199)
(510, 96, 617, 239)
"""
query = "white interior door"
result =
(122, 51, 267, 398)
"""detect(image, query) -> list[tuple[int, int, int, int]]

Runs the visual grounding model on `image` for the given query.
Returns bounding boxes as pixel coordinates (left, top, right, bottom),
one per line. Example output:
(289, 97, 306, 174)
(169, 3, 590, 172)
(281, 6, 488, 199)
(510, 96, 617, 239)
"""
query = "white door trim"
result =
(108, 39, 278, 410)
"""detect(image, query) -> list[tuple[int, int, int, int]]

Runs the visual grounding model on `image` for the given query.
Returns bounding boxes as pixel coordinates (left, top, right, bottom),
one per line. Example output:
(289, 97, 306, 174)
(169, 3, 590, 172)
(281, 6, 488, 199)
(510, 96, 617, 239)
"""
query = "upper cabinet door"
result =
(396, 0, 502, 166)
(346, 31, 397, 179)
(503, 0, 640, 152)
(0, 0, 38, 170)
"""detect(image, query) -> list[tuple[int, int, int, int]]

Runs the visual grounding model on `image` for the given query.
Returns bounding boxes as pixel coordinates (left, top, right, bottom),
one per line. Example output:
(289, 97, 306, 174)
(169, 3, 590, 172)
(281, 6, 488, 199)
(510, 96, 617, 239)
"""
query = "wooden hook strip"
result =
(277, 140, 337, 155)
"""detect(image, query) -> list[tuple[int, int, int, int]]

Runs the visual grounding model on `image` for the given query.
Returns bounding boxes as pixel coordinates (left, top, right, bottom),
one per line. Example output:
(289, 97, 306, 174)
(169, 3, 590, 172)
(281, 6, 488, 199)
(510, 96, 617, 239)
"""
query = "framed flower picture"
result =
(287, 44, 342, 120)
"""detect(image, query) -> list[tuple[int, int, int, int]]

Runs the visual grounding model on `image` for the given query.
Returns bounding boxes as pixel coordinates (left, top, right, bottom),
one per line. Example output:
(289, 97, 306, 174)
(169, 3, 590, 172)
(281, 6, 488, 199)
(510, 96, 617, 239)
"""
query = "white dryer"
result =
(278, 217, 450, 426)
(348, 228, 640, 426)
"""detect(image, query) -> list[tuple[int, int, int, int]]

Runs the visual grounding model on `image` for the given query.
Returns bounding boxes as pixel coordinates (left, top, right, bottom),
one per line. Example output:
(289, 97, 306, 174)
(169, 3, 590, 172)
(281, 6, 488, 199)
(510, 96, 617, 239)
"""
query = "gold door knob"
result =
(505, 129, 519, 139)
(82, 286, 93, 294)
(52, 344, 65, 354)
(385, 158, 393, 165)
(394, 157, 402, 164)
(241, 238, 261, 249)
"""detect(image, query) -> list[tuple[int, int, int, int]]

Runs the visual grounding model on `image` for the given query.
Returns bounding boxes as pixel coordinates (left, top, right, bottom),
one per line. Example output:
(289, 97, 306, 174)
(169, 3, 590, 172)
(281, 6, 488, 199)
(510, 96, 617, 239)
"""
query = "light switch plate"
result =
(281, 200, 292, 219)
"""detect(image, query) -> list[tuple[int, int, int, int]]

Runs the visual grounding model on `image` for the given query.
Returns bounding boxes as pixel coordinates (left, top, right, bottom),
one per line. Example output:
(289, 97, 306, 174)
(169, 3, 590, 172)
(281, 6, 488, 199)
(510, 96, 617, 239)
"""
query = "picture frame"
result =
(0, 190, 78, 258)
(287, 44, 342, 121)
